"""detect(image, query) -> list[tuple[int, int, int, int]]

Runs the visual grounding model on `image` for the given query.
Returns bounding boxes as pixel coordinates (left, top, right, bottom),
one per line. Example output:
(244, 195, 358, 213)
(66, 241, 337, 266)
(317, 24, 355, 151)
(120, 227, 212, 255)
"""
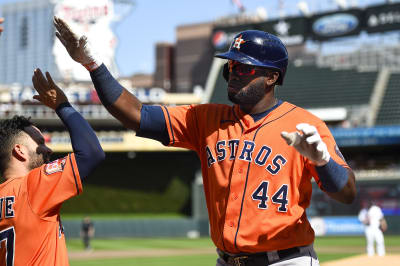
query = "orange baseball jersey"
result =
(0, 153, 82, 266)
(161, 102, 349, 253)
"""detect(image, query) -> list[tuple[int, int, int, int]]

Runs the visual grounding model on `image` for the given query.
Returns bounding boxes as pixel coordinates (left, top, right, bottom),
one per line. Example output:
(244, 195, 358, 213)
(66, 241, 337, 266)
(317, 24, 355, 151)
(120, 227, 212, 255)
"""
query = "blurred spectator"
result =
(358, 201, 387, 256)
(81, 216, 95, 250)
(340, 120, 351, 128)
(0, 17, 3, 34)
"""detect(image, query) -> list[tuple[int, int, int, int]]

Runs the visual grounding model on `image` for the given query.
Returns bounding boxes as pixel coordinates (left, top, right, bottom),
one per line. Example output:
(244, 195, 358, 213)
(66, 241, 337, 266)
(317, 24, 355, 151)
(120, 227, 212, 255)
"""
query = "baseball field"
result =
(67, 235, 400, 266)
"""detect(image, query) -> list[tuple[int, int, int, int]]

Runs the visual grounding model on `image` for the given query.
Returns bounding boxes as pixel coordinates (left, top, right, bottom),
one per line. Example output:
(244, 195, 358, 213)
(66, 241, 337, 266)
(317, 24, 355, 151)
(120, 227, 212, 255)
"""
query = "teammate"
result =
(358, 201, 387, 256)
(54, 16, 356, 266)
(0, 67, 105, 264)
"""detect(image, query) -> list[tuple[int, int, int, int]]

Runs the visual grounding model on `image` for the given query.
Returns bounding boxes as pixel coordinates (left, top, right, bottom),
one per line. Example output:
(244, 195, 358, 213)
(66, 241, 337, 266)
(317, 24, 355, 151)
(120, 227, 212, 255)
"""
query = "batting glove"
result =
(281, 123, 330, 166)
(53, 16, 101, 71)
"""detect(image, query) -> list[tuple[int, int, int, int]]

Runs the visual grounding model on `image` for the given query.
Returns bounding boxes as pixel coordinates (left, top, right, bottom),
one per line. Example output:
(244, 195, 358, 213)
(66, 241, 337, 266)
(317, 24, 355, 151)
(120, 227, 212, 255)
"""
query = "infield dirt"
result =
(322, 254, 400, 266)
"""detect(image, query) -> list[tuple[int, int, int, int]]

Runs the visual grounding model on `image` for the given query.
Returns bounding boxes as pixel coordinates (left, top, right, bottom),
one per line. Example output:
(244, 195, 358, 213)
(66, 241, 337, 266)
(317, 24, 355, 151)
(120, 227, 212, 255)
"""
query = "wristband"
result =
(315, 158, 348, 192)
(90, 64, 123, 106)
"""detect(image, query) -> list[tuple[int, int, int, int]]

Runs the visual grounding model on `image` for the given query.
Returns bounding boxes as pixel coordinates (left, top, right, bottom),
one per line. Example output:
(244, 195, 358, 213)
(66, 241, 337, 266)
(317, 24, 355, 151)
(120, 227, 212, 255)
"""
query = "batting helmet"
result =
(215, 30, 288, 85)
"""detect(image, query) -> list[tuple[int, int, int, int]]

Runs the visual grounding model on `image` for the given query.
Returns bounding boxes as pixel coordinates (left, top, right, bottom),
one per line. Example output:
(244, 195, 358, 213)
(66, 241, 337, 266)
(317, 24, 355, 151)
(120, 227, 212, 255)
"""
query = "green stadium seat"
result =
(375, 73, 400, 126)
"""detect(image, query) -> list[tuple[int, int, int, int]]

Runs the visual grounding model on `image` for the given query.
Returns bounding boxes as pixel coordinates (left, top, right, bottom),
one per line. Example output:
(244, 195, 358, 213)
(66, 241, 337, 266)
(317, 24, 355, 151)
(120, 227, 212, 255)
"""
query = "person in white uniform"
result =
(358, 201, 387, 256)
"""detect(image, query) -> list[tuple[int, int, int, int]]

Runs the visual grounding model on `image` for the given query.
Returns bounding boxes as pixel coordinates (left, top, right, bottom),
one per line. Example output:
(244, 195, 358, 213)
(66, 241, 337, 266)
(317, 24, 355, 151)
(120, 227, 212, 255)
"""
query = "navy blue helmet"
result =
(216, 30, 288, 85)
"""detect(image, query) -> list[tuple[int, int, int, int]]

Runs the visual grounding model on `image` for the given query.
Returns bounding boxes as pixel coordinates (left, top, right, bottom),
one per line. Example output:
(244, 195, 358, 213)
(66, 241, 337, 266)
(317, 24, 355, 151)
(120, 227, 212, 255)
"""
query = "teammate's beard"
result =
(228, 79, 266, 105)
(28, 148, 50, 170)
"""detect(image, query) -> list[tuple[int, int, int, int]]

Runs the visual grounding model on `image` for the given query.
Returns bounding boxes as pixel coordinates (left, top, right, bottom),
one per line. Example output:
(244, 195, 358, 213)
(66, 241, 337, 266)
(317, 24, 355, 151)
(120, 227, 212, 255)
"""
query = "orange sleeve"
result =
(161, 105, 201, 151)
(306, 121, 350, 189)
(27, 153, 83, 218)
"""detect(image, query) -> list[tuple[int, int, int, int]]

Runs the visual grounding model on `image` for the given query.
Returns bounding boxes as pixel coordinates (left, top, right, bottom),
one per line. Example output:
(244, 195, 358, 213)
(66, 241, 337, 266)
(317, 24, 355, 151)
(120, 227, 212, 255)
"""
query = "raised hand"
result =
(53, 16, 100, 70)
(32, 69, 68, 110)
(281, 123, 330, 166)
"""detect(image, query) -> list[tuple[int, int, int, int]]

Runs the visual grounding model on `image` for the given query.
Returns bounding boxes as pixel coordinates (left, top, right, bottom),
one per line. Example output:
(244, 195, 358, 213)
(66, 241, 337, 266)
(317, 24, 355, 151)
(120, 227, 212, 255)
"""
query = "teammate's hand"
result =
(0, 18, 4, 36)
(281, 123, 330, 166)
(53, 16, 101, 71)
(32, 69, 68, 110)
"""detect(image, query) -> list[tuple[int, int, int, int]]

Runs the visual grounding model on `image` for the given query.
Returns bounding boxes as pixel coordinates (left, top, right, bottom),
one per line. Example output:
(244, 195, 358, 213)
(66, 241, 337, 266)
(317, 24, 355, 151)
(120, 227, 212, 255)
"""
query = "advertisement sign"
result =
(53, 0, 117, 81)
(212, 24, 256, 52)
(331, 126, 400, 147)
(212, 17, 307, 51)
(0, 85, 166, 104)
(365, 3, 400, 34)
(310, 9, 363, 41)
(258, 17, 307, 46)
(310, 216, 364, 236)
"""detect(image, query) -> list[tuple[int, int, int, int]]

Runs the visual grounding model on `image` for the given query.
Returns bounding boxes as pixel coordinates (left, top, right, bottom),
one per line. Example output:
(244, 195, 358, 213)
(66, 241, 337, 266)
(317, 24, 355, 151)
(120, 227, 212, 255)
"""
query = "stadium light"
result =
(334, 0, 348, 9)
(297, 1, 311, 17)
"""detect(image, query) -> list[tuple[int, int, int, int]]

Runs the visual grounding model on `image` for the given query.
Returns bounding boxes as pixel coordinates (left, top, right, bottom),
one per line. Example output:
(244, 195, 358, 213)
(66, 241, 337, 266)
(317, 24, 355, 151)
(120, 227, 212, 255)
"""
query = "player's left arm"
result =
(324, 169, 355, 204)
(32, 68, 105, 179)
(281, 123, 356, 204)
(28, 69, 105, 217)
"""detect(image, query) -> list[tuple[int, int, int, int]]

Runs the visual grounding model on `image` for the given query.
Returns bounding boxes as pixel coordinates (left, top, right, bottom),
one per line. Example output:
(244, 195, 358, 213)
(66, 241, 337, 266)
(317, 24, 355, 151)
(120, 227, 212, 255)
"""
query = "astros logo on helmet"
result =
(232, 35, 246, 50)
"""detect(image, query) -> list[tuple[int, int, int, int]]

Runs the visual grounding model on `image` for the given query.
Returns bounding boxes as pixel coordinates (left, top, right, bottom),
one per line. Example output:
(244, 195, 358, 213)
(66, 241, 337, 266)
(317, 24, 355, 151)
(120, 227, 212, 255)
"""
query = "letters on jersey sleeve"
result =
(27, 153, 82, 218)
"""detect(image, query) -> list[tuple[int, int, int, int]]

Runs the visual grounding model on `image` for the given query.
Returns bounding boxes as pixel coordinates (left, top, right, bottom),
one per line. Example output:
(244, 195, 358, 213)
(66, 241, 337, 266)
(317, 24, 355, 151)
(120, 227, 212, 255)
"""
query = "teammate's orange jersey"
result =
(161, 102, 349, 253)
(0, 153, 82, 266)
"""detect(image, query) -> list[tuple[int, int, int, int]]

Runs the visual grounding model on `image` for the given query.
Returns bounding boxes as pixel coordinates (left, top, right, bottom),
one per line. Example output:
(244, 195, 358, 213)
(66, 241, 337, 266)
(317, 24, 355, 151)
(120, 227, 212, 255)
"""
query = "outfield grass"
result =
(67, 237, 214, 251)
(67, 236, 400, 266)
(62, 213, 185, 220)
(70, 254, 217, 266)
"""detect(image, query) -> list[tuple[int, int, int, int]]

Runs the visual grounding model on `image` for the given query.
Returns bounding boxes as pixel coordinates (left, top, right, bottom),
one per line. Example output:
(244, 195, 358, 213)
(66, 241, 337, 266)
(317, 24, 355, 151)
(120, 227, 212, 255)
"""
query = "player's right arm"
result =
(53, 16, 143, 131)
(53, 16, 196, 147)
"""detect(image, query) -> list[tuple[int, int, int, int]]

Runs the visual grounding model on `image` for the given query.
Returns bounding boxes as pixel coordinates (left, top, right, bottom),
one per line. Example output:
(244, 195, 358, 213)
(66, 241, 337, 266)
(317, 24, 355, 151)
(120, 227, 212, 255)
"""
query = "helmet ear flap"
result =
(223, 63, 229, 82)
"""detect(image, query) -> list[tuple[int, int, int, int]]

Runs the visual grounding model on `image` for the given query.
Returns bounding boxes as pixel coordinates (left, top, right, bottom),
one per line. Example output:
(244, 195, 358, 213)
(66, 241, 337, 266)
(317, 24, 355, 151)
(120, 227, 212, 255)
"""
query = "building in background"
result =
(0, 0, 119, 86)
(174, 22, 214, 93)
(153, 42, 174, 92)
(129, 73, 153, 88)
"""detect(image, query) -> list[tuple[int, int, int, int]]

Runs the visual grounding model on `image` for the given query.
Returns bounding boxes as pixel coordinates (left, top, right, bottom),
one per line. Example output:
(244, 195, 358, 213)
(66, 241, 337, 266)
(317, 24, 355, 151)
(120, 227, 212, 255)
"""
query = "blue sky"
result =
(0, 0, 393, 77)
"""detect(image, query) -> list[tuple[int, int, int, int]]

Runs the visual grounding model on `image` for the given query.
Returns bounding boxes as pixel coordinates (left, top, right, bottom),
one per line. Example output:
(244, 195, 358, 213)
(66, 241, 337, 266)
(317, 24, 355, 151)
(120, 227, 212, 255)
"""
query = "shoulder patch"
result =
(45, 158, 67, 175)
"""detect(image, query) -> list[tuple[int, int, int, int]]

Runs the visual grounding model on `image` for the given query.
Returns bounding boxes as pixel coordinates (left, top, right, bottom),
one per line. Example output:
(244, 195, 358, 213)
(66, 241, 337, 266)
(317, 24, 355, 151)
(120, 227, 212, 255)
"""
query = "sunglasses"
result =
(228, 60, 268, 77)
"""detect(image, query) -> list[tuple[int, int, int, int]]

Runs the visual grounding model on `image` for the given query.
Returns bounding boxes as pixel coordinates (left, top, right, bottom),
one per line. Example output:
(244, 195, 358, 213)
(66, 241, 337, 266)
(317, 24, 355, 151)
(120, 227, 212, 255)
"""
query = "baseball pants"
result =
(365, 227, 385, 256)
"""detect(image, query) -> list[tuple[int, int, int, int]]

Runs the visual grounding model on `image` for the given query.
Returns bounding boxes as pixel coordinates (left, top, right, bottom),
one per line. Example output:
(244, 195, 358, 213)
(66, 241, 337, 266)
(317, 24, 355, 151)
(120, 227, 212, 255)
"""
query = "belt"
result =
(217, 244, 317, 266)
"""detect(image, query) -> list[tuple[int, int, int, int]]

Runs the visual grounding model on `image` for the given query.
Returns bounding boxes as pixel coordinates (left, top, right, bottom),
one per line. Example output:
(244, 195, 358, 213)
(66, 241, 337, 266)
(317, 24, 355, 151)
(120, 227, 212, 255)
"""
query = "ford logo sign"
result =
(313, 14, 359, 37)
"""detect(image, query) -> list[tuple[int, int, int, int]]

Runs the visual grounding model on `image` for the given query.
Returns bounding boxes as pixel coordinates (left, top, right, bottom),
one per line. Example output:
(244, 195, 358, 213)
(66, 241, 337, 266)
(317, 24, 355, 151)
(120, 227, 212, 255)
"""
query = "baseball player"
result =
(358, 201, 387, 256)
(54, 17, 356, 266)
(0, 68, 105, 265)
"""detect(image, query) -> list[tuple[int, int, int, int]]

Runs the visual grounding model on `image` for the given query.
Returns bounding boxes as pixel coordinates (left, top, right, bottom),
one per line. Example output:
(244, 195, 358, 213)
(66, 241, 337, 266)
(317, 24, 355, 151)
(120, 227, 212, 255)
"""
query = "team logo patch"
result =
(45, 158, 67, 175)
(232, 35, 246, 50)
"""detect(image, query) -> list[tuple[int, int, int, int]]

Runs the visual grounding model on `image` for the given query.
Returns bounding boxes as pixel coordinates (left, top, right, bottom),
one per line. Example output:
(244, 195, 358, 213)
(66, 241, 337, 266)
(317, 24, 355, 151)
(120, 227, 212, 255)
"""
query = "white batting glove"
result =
(281, 123, 330, 166)
(53, 16, 102, 71)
